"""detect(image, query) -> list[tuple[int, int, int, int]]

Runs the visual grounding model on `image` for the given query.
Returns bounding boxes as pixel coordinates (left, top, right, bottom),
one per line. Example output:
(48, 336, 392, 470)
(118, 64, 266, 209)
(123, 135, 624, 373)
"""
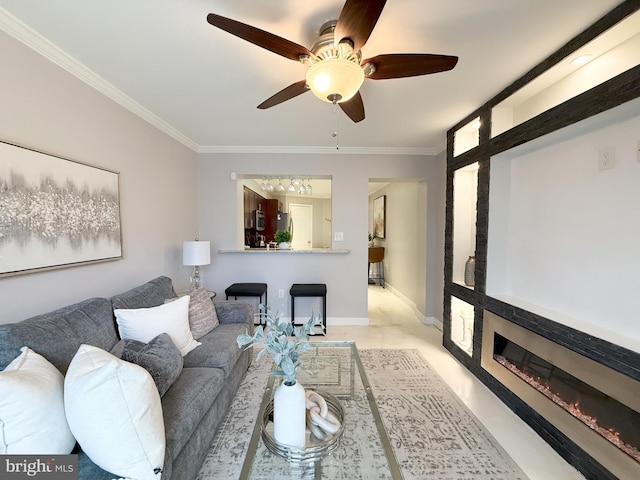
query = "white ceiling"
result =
(0, 0, 624, 154)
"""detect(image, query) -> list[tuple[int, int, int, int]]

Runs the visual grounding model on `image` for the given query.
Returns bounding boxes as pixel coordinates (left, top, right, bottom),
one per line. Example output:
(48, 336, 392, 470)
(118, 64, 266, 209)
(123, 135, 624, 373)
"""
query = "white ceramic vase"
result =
(278, 242, 291, 250)
(273, 380, 306, 448)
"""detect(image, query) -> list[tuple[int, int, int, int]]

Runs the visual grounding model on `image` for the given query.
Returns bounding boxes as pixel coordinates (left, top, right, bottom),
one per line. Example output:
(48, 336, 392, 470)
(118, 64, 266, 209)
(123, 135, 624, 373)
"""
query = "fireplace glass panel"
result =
(494, 334, 640, 463)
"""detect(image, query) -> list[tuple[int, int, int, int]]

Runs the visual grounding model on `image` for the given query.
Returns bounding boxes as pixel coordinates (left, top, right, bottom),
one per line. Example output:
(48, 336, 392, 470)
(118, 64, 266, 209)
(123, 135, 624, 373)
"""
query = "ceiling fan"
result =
(206, 0, 458, 123)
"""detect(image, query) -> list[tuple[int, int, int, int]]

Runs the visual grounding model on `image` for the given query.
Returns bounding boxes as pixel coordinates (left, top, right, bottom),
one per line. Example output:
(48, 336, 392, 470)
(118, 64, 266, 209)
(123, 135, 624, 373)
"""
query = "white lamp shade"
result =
(183, 241, 210, 266)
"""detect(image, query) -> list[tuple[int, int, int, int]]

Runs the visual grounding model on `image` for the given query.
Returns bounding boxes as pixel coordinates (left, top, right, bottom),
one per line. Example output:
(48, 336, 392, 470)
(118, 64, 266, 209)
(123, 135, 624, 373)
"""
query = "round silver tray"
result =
(260, 388, 345, 464)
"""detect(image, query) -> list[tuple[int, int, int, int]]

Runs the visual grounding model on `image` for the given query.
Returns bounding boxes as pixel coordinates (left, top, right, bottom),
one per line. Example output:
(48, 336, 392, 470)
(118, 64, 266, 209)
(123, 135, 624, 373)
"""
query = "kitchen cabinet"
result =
(243, 186, 265, 229)
(244, 187, 281, 245)
(243, 187, 252, 228)
(264, 199, 278, 241)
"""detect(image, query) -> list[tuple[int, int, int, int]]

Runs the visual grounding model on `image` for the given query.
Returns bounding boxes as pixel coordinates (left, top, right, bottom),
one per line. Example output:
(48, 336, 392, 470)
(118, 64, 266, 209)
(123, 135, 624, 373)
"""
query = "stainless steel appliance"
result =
(277, 212, 292, 236)
(276, 212, 287, 232)
(255, 210, 265, 231)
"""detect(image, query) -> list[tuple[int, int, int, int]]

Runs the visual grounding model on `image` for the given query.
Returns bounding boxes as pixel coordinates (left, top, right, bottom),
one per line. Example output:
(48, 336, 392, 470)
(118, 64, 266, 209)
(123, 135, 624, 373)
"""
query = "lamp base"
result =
(189, 266, 201, 292)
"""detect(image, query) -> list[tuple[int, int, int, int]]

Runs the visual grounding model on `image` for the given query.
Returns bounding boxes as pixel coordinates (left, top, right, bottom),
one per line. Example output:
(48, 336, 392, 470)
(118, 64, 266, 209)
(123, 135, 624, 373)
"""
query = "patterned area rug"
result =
(196, 349, 528, 480)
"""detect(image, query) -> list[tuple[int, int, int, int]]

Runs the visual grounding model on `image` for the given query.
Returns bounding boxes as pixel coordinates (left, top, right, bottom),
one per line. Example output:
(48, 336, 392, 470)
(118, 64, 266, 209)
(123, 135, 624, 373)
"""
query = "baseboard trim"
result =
(428, 317, 443, 331)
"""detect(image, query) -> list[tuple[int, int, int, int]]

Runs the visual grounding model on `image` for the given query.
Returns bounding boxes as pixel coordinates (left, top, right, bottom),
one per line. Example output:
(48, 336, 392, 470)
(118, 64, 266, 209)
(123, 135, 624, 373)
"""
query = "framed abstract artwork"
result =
(0, 141, 122, 277)
(373, 195, 386, 239)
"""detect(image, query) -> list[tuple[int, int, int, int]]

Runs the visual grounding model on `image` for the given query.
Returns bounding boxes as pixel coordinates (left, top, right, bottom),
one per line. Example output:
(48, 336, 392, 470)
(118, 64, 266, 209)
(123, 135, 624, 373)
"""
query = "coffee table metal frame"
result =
(238, 341, 403, 479)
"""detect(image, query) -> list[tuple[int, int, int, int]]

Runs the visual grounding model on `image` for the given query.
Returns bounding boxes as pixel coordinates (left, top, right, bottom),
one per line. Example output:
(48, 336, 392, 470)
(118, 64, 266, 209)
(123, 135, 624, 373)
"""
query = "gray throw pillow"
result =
(111, 333, 183, 396)
(165, 288, 219, 339)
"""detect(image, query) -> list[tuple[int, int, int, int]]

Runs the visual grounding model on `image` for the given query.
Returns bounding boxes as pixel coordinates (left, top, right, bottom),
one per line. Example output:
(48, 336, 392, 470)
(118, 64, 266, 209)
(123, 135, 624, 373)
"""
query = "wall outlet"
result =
(334, 232, 344, 242)
(278, 289, 284, 299)
(637, 139, 640, 162)
(598, 146, 615, 170)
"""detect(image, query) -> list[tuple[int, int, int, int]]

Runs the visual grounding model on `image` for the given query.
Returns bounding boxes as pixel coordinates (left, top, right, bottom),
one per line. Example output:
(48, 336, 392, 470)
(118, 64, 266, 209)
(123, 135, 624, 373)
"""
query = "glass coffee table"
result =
(239, 341, 403, 479)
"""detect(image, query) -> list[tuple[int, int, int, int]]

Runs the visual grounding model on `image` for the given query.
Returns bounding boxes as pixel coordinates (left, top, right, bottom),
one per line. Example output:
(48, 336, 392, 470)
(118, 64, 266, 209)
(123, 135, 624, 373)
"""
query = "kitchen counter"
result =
(219, 247, 350, 254)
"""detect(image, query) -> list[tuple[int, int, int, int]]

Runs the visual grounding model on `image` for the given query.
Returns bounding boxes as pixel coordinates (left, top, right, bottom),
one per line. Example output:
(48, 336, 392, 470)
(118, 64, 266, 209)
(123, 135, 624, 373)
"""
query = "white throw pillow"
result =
(64, 345, 164, 480)
(114, 295, 200, 356)
(0, 347, 75, 454)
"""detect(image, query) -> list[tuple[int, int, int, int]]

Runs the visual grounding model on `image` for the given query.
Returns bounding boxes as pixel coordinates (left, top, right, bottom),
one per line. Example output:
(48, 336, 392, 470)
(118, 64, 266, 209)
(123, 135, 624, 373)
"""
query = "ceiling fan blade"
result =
(363, 54, 458, 80)
(257, 80, 309, 109)
(207, 13, 311, 61)
(339, 92, 365, 123)
(334, 0, 387, 52)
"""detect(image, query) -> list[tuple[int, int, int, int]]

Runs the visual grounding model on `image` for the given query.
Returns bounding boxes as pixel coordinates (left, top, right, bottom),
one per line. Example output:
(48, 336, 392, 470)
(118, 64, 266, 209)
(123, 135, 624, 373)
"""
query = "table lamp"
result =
(183, 239, 210, 291)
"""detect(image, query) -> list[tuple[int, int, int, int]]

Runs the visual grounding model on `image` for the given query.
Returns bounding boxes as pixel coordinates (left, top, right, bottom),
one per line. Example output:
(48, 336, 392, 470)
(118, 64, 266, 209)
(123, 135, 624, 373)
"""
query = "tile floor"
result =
(316, 285, 586, 480)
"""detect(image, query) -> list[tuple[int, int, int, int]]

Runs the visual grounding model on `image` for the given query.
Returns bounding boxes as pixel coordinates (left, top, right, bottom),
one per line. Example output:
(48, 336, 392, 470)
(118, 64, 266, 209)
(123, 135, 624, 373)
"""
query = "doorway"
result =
(289, 203, 313, 250)
(367, 179, 427, 320)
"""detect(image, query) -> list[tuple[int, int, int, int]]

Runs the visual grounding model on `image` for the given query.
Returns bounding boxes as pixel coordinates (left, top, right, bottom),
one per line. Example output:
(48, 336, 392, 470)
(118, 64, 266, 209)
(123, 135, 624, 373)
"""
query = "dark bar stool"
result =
(290, 283, 326, 336)
(225, 283, 268, 325)
(368, 247, 385, 288)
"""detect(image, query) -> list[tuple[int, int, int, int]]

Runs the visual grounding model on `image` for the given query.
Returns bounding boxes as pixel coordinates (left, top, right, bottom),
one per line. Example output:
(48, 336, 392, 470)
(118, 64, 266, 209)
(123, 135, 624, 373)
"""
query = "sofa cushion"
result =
(111, 276, 176, 310)
(165, 288, 219, 339)
(64, 345, 164, 480)
(161, 367, 225, 463)
(0, 347, 75, 454)
(213, 300, 255, 327)
(182, 323, 248, 375)
(111, 333, 183, 397)
(0, 297, 116, 374)
(114, 296, 201, 356)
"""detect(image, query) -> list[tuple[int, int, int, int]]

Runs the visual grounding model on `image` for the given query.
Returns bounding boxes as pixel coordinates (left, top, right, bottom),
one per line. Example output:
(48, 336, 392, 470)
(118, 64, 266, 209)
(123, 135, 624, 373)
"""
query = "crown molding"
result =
(434, 140, 447, 155)
(1, 8, 444, 157)
(0, 8, 199, 152)
(197, 145, 438, 156)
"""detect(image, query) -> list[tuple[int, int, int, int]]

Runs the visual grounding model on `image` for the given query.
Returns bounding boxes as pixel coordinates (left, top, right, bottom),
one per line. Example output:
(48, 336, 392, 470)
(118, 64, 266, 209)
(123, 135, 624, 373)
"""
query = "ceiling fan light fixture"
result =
(306, 57, 365, 103)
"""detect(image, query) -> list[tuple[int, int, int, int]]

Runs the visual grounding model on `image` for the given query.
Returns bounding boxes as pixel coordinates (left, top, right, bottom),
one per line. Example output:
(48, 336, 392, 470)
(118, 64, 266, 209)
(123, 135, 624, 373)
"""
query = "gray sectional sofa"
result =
(0, 276, 254, 480)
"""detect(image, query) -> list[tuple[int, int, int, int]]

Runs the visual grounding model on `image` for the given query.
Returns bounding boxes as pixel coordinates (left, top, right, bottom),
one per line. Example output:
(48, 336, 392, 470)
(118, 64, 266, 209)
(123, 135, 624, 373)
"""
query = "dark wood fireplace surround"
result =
(443, 2, 640, 479)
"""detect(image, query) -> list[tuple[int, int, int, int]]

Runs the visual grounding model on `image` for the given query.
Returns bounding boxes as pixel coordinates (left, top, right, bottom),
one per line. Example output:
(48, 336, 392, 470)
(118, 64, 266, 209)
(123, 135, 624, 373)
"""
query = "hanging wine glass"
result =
(265, 176, 274, 192)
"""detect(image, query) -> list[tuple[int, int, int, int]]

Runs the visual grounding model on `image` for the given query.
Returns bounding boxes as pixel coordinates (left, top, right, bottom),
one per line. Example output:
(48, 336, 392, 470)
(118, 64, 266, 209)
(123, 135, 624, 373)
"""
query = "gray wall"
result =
(197, 151, 445, 323)
(0, 27, 447, 326)
(0, 31, 198, 323)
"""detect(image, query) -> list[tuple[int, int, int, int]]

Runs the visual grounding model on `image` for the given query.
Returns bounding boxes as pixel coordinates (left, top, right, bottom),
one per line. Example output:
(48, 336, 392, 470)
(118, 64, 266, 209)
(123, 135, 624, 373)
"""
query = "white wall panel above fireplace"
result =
(487, 100, 640, 354)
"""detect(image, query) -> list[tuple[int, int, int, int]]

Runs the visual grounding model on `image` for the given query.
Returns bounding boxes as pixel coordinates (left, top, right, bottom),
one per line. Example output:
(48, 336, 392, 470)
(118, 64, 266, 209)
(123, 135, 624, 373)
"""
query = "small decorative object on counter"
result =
(274, 230, 292, 250)
(464, 255, 475, 287)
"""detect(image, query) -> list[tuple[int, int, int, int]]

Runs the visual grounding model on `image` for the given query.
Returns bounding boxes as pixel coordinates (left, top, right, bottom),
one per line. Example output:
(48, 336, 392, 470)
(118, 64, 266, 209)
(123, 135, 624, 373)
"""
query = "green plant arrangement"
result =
(274, 230, 292, 243)
(236, 305, 318, 384)
(368, 232, 377, 242)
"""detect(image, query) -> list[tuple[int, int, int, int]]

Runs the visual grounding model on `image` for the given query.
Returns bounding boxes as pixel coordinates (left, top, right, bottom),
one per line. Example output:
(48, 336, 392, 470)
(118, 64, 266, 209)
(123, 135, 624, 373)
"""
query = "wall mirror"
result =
(239, 175, 332, 250)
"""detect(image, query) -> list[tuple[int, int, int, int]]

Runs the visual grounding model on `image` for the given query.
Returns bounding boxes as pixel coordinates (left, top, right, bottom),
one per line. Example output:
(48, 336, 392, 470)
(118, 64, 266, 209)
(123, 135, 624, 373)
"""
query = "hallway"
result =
(319, 285, 585, 480)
